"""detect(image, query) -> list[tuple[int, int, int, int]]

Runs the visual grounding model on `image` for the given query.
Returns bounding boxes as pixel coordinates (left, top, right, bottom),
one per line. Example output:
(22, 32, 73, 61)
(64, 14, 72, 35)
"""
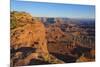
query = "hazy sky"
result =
(11, 0, 95, 19)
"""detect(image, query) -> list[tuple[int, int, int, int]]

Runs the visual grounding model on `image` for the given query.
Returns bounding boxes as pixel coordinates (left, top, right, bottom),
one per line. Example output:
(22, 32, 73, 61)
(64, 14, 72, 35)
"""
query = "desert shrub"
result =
(43, 54, 50, 62)
(10, 18, 17, 29)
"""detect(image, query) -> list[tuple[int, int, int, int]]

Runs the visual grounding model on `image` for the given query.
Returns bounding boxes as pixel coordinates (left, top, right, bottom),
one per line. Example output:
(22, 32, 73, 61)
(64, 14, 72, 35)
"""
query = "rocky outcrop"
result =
(11, 12, 46, 66)
(10, 11, 65, 67)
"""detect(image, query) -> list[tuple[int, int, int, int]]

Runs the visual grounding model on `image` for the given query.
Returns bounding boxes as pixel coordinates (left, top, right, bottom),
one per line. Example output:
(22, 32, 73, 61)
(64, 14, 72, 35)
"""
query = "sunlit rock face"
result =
(10, 11, 49, 66)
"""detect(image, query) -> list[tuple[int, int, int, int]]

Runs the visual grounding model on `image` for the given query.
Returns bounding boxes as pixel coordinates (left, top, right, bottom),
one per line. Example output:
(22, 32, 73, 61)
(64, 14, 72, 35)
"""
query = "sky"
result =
(11, 0, 95, 19)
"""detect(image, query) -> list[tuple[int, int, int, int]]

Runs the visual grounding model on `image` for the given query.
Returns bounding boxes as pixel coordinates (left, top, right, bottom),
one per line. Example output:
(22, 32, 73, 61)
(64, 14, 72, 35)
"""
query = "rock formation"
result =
(10, 11, 64, 67)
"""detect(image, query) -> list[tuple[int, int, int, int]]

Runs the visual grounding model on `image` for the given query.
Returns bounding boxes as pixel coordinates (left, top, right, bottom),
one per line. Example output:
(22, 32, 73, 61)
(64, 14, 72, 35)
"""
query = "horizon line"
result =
(10, 10, 95, 20)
